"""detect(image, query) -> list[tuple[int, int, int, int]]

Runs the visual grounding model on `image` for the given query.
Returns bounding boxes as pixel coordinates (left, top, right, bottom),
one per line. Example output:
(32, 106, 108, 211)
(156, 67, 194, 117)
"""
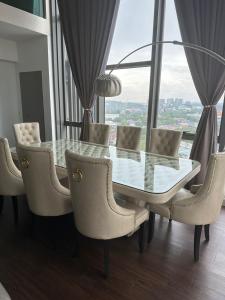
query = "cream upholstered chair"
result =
(0, 138, 24, 224)
(149, 152, 225, 261)
(14, 122, 41, 145)
(88, 123, 110, 146)
(149, 128, 182, 157)
(16, 144, 72, 238)
(65, 150, 149, 278)
(14, 122, 68, 182)
(116, 125, 141, 151)
(146, 128, 182, 237)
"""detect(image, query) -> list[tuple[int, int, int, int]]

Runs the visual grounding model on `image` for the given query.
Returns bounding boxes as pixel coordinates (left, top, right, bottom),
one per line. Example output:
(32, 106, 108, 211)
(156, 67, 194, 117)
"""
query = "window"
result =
(105, 0, 154, 150)
(158, 0, 224, 158)
(1, 0, 45, 17)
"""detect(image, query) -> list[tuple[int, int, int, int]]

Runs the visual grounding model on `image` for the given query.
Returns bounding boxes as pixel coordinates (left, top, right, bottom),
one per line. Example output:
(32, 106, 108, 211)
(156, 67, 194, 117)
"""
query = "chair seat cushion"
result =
(149, 202, 171, 218)
(116, 198, 149, 229)
(149, 188, 193, 219)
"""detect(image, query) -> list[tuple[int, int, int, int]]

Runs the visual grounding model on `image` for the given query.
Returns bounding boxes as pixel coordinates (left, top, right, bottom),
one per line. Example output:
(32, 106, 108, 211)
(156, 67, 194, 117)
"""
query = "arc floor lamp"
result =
(94, 40, 225, 97)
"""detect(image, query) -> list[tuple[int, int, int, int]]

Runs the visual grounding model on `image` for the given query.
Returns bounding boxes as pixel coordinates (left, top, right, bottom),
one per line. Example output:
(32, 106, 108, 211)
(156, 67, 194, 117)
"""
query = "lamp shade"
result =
(95, 74, 122, 97)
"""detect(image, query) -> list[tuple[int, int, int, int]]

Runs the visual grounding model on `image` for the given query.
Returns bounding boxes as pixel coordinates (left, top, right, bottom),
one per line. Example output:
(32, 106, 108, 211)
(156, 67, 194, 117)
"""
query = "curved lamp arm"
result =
(95, 40, 225, 97)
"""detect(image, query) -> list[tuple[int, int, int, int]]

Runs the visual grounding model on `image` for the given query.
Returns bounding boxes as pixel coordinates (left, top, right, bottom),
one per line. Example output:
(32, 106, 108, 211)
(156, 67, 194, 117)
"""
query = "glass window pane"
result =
(158, 1, 224, 157)
(105, 68, 150, 150)
(108, 0, 154, 64)
(158, 1, 201, 135)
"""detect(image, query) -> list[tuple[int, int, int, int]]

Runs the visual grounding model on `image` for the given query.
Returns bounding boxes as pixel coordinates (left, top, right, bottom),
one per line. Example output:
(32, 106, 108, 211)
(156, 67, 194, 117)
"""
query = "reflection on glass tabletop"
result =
(11, 139, 200, 194)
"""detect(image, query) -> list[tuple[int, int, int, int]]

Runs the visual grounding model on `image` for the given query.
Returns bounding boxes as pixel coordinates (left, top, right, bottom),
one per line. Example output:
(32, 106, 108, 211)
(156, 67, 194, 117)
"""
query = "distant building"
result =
(175, 98, 183, 105)
(167, 98, 174, 105)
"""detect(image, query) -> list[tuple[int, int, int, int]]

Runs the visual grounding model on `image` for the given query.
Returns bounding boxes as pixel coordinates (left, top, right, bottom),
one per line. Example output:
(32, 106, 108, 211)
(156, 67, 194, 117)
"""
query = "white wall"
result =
(0, 1, 55, 144)
(17, 36, 53, 140)
(0, 60, 22, 145)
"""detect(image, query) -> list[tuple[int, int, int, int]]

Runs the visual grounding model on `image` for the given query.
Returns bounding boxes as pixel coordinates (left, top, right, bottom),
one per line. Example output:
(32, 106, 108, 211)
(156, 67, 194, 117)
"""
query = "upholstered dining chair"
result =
(122, 128, 182, 222)
(16, 144, 73, 239)
(146, 128, 183, 231)
(14, 122, 68, 183)
(14, 122, 41, 145)
(0, 138, 24, 224)
(88, 123, 110, 146)
(149, 128, 182, 157)
(148, 152, 225, 261)
(65, 150, 149, 278)
(116, 125, 142, 151)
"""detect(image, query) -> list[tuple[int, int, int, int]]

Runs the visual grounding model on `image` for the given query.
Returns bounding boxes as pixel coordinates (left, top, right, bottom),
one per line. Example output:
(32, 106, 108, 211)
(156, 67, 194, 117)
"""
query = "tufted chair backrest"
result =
(17, 144, 71, 216)
(149, 128, 182, 157)
(14, 123, 41, 145)
(66, 150, 136, 240)
(0, 137, 24, 196)
(88, 123, 110, 146)
(116, 125, 141, 151)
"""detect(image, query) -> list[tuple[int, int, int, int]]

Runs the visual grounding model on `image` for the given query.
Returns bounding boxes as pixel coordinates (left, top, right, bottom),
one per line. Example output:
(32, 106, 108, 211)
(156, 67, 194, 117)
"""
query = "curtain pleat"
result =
(57, 0, 120, 141)
(175, 0, 225, 184)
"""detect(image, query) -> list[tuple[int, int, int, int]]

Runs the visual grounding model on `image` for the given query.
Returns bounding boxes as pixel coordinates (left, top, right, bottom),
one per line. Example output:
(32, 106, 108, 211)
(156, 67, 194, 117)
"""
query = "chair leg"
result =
(73, 228, 80, 258)
(103, 240, 110, 279)
(139, 222, 146, 253)
(0, 196, 4, 214)
(204, 224, 210, 242)
(148, 212, 155, 243)
(194, 225, 202, 262)
(30, 213, 36, 238)
(12, 196, 18, 225)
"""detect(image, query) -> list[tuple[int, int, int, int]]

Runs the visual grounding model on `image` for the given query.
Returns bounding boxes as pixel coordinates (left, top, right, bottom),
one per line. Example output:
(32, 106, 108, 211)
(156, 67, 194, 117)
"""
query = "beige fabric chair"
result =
(65, 150, 149, 277)
(144, 128, 182, 235)
(88, 123, 110, 146)
(14, 122, 68, 182)
(116, 125, 141, 151)
(149, 128, 182, 157)
(0, 138, 24, 224)
(14, 122, 41, 145)
(149, 153, 225, 261)
(16, 144, 72, 217)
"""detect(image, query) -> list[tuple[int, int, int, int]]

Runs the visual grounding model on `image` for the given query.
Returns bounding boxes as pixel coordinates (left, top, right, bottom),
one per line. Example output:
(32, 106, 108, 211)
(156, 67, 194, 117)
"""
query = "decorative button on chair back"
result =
(14, 122, 41, 145)
(88, 123, 110, 146)
(65, 150, 149, 277)
(149, 128, 182, 157)
(0, 137, 24, 224)
(116, 125, 141, 151)
(16, 144, 72, 217)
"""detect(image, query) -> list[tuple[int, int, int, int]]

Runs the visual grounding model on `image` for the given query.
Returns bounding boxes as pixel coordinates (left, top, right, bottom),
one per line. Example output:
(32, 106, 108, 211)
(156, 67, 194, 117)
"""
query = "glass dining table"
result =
(11, 139, 200, 205)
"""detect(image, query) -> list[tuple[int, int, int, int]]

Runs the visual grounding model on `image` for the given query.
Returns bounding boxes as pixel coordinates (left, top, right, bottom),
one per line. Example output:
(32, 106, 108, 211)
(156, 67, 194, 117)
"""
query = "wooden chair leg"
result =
(12, 196, 18, 225)
(138, 222, 146, 253)
(194, 225, 202, 262)
(30, 213, 36, 238)
(148, 212, 155, 243)
(204, 224, 210, 242)
(0, 196, 4, 214)
(73, 228, 80, 258)
(103, 240, 110, 279)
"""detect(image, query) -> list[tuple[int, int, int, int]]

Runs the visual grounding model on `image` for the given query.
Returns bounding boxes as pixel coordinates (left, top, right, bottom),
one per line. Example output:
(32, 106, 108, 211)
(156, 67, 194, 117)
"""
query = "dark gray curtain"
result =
(57, 0, 120, 141)
(175, 0, 225, 184)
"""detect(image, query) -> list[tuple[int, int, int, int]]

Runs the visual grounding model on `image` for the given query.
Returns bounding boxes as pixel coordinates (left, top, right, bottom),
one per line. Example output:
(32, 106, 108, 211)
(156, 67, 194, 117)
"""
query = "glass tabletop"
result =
(12, 139, 200, 195)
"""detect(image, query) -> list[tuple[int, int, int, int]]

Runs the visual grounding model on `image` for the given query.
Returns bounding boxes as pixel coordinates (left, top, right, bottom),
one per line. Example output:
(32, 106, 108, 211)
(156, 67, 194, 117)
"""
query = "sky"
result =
(107, 0, 199, 103)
